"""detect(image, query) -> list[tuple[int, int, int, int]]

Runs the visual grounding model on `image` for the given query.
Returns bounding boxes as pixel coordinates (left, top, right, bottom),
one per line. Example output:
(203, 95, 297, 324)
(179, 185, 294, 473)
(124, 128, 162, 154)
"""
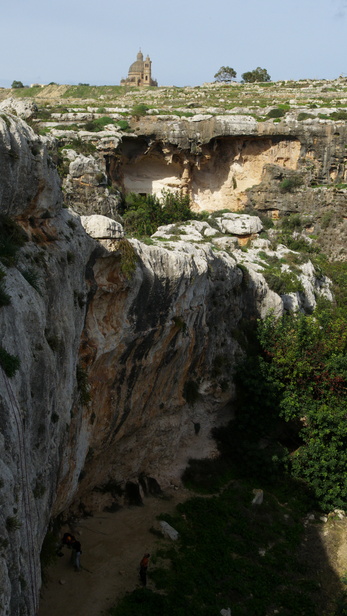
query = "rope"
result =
(1, 367, 39, 615)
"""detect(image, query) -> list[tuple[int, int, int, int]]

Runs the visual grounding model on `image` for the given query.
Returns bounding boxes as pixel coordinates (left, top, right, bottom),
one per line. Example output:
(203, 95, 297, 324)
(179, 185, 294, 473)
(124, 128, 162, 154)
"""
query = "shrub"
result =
(257, 310, 347, 510)
(0, 346, 20, 377)
(21, 268, 41, 293)
(60, 138, 96, 155)
(330, 110, 347, 121)
(76, 363, 91, 405)
(0, 215, 28, 266)
(267, 108, 286, 118)
(263, 269, 304, 295)
(280, 214, 302, 231)
(84, 116, 115, 132)
(131, 103, 149, 117)
(95, 172, 106, 185)
(116, 239, 138, 279)
(279, 175, 304, 192)
(116, 119, 130, 131)
(320, 211, 334, 229)
(122, 191, 203, 238)
(297, 112, 316, 121)
(0, 268, 10, 307)
(0, 114, 11, 128)
(6, 516, 21, 531)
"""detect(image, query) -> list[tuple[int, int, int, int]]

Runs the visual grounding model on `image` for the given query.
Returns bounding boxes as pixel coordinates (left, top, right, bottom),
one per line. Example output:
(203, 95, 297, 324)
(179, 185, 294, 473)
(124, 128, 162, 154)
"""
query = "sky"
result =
(0, 0, 346, 88)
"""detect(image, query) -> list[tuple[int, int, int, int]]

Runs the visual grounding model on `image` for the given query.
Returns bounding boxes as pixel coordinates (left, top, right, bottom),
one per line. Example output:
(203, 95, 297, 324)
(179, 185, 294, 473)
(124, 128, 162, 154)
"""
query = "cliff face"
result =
(0, 112, 337, 614)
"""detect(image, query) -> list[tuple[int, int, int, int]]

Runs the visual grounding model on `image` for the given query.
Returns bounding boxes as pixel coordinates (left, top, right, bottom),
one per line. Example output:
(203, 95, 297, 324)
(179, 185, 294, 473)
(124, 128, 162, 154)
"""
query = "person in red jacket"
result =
(139, 553, 150, 586)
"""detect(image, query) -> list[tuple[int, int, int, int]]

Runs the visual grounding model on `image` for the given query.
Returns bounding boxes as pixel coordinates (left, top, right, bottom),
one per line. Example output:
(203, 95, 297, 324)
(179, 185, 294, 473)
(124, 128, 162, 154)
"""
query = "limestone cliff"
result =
(0, 113, 334, 615)
(51, 112, 347, 260)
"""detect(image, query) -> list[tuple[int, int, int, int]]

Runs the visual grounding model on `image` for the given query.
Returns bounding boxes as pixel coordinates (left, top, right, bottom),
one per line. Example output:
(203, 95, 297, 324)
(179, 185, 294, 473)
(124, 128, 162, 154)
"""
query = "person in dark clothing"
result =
(56, 533, 82, 571)
(139, 553, 150, 586)
(71, 539, 82, 571)
(56, 532, 75, 557)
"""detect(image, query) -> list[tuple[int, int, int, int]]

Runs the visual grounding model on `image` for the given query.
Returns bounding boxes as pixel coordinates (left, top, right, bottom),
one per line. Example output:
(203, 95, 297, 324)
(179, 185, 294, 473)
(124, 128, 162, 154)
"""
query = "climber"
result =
(139, 553, 150, 586)
(70, 538, 82, 572)
(56, 532, 75, 557)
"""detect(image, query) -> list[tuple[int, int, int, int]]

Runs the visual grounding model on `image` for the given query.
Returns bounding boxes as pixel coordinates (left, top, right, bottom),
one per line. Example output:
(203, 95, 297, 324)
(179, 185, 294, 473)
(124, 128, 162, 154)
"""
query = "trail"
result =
(38, 488, 189, 616)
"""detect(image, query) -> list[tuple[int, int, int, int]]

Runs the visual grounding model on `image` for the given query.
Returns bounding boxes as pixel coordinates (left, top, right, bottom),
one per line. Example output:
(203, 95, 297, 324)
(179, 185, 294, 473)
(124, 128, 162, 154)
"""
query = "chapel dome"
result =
(129, 51, 145, 74)
(129, 59, 144, 74)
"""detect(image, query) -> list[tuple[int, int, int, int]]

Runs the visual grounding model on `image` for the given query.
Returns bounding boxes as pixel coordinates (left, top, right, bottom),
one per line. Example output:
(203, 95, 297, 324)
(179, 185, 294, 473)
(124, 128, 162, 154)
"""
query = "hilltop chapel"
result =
(121, 51, 157, 87)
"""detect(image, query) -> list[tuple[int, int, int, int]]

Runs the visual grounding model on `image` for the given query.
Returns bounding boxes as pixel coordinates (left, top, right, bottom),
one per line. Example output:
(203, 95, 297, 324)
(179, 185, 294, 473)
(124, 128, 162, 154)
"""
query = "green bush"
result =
(0, 268, 10, 306)
(257, 307, 347, 510)
(76, 363, 91, 405)
(116, 119, 130, 131)
(121, 191, 202, 237)
(60, 138, 96, 155)
(0, 215, 28, 266)
(267, 108, 286, 119)
(297, 112, 316, 121)
(320, 211, 334, 229)
(84, 116, 116, 132)
(330, 110, 347, 121)
(131, 103, 149, 117)
(6, 516, 21, 531)
(263, 269, 304, 295)
(21, 268, 41, 293)
(0, 346, 20, 377)
(280, 213, 302, 231)
(116, 239, 138, 279)
(279, 175, 304, 192)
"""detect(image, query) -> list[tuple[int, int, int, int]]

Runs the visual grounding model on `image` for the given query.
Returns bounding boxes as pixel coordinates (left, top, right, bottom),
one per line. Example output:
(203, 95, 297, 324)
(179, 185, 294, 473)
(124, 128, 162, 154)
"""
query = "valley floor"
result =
(38, 485, 347, 616)
(38, 487, 190, 616)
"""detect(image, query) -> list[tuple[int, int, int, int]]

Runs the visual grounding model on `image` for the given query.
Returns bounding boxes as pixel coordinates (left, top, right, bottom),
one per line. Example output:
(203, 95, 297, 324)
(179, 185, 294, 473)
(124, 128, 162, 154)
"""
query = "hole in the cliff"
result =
(125, 481, 143, 506)
(194, 422, 201, 435)
(139, 474, 162, 497)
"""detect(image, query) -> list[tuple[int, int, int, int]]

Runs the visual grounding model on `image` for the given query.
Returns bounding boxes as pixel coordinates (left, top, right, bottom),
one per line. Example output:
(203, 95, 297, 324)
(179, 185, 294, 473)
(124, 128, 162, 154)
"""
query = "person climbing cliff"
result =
(139, 553, 150, 586)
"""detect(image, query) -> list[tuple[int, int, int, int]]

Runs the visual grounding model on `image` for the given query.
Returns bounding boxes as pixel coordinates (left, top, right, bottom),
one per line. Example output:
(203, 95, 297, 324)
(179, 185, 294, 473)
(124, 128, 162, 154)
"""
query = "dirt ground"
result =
(38, 489, 347, 616)
(38, 487, 190, 616)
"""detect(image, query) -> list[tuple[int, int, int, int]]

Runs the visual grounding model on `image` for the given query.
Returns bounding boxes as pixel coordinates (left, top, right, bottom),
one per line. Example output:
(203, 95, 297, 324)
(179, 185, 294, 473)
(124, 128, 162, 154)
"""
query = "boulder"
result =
(80, 214, 124, 239)
(69, 154, 101, 178)
(159, 521, 179, 540)
(213, 213, 263, 236)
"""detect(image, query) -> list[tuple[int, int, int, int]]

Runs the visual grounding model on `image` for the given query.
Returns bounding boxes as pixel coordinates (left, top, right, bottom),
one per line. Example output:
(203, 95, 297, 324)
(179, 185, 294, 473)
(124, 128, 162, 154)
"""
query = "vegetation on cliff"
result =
(120, 191, 205, 237)
(227, 258, 347, 511)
